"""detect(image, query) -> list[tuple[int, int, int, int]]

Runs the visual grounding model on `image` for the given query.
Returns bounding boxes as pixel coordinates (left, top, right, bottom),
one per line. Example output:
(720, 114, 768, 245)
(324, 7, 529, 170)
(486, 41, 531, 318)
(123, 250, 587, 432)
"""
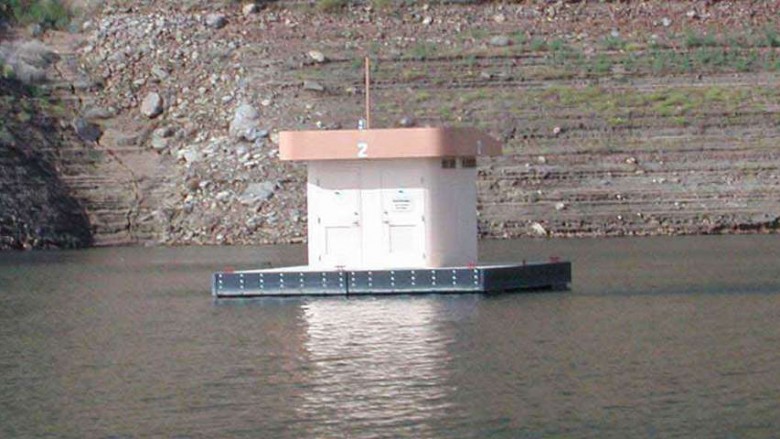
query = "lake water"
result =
(1, 236, 778, 438)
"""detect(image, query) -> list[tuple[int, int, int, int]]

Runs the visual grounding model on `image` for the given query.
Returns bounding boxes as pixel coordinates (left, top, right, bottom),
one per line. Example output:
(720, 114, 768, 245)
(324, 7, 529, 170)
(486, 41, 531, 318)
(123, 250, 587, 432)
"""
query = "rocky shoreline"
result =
(1, 0, 779, 249)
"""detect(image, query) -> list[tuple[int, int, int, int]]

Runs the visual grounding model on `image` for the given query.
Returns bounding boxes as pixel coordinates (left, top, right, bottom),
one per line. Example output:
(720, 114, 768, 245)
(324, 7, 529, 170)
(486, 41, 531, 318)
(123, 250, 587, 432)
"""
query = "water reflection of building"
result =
(296, 297, 457, 437)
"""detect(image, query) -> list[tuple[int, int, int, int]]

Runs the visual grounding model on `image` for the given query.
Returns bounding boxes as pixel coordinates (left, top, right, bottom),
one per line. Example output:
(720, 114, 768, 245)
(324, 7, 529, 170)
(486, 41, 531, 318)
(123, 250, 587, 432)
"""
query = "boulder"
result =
(205, 14, 227, 29)
(399, 116, 416, 127)
(229, 103, 262, 141)
(530, 222, 548, 237)
(239, 181, 276, 205)
(308, 50, 326, 63)
(72, 118, 102, 143)
(303, 80, 325, 92)
(243, 3, 259, 16)
(489, 35, 511, 47)
(140, 92, 163, 118)
(82, 106, 115, 121)
(151, 136, 169, 152)
(150, 65, 169, 80)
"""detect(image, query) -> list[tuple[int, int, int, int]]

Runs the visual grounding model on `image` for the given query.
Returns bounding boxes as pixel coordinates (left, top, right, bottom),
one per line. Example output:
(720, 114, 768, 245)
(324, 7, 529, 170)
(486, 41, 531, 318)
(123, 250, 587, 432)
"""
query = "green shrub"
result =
(548, 39, 563, 52)
(592, 54, 612, 74)
(409, 41, 436, 61)
(763, 28, 780, 48)
(602, 35, 626, 51)
(371, 0, 392, 10)
(1, 62, 15, 80)
(511, 31, 526, 46)
(529, 38, 547, 52)
(2, 0, 71, 29)
(316, 0, 348, 12)
(684, 31, 719, 48)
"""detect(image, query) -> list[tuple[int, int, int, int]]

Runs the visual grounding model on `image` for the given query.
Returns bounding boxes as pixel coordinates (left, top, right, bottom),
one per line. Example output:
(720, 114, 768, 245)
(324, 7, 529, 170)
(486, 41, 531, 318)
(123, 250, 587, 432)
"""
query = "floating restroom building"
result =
(212, 126, 571, 297)
(286, 127, 497, 270)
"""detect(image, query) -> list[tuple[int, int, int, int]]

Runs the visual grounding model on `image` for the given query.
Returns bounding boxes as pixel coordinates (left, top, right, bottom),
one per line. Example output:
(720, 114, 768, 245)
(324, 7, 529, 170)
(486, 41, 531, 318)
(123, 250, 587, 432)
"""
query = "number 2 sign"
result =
(357, 141, 368, 158)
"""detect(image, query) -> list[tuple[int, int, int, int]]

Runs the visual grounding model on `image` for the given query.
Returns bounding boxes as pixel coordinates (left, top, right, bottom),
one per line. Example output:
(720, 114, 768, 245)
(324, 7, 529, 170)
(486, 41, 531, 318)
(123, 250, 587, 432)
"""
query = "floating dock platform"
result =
(212, 261, 571, 298)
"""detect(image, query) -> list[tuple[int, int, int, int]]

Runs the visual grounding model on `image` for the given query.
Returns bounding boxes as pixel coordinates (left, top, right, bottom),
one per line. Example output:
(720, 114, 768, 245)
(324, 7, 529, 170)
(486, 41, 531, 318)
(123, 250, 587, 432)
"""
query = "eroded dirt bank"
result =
(2, 0, 780, 248)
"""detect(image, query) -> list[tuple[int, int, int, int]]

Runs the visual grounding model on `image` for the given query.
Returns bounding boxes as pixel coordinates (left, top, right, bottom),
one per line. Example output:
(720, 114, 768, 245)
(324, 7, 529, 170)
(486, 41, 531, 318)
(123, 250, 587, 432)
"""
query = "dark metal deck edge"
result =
(212, 262, 571, 298)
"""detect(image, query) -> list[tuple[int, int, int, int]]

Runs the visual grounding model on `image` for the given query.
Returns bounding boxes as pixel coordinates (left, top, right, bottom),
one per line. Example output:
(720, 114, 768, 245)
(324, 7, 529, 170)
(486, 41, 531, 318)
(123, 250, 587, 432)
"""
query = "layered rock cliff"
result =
(2, 0, 779, 248)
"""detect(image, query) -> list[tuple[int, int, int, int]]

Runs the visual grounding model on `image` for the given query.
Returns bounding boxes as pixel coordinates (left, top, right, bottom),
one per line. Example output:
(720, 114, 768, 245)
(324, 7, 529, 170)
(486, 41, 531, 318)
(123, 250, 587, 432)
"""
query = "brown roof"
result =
(279, 127, 502, 161)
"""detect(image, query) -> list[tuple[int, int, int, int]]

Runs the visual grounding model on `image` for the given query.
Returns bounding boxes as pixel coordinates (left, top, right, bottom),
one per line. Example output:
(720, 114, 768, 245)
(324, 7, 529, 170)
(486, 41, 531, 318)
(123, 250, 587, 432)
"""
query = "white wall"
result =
(307, 158, 477, 269)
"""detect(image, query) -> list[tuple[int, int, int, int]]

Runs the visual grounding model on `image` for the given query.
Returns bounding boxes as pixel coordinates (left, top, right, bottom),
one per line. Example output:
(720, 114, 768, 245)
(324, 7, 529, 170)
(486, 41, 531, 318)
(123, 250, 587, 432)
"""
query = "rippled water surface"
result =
(1, 236, 779, 438)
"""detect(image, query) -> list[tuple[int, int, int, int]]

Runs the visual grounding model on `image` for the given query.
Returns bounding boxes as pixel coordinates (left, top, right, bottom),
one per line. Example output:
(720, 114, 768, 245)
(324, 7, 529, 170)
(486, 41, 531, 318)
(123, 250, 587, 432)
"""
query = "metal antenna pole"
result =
(365, 56, 371, 129)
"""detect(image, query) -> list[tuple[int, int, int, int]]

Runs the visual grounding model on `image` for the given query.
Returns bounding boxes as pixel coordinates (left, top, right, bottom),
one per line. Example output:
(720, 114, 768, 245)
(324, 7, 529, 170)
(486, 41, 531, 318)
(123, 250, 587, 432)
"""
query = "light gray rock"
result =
(245, 127, 269, 141)
(308, 50, 326, 63)
(151, 65, 169, 80)
(140, 92, 163, 118)
(489, 35, 511, 47)
(243, 3, 259, 16)
(177, 147, 201, 164)
(303, 80, 325, 92)
(205, 14, 227, 29)
(107, 50, 126, 64)
(229, 103, 262, 141)
(215, 190, 232, 202)
(399, 116, 416, 127)
(530, 222, 548, 237)
(151, 136, 169, 151)
(82, 106, 115, 120)
(239, 181, 276, 205)
(153, 126, 175, 139)
(152, 127, 176, 152)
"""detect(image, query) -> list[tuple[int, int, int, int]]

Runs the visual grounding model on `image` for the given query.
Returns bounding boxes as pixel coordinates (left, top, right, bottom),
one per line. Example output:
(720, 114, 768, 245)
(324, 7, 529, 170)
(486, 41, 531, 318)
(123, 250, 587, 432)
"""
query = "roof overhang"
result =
(279, 127, 502, 161)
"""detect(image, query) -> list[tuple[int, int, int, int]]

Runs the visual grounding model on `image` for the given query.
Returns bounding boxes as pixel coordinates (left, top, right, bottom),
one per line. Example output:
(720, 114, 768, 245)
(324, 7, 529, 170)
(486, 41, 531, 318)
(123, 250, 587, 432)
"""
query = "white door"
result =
(316, 167, 362, 268)
(380, 170, 426, 267)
